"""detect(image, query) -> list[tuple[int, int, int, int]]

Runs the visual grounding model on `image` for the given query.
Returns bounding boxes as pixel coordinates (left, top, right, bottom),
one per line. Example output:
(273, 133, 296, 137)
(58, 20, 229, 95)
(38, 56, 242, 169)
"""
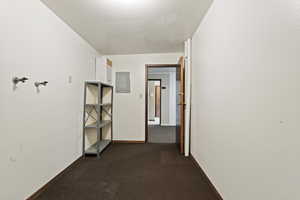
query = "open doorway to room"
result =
(145, 64, 185, 150)
(148, 79, 162, 126)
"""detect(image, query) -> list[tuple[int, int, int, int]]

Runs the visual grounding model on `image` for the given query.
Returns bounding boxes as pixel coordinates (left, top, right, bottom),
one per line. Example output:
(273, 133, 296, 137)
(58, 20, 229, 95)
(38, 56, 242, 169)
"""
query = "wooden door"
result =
(155, 86, 161, 118)
(178, 57, 185, 154)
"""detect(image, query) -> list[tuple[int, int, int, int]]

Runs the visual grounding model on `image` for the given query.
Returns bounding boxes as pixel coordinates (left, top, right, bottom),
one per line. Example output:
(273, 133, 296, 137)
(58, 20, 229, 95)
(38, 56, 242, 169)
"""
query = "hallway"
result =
(148, 126, 177, 143)
(34, 144, 219, 200)
(2, 0, 299, 199)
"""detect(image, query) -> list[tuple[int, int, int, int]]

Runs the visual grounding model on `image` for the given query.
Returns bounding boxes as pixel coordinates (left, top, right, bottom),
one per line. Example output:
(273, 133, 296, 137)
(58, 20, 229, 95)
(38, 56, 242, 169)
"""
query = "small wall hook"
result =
(12, 77, 29, 85)
(34, 81, 48, 87)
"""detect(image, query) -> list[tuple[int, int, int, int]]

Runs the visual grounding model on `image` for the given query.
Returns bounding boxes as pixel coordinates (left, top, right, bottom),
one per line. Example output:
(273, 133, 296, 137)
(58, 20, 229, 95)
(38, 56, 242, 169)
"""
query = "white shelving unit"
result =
(83, 81, 113, 157)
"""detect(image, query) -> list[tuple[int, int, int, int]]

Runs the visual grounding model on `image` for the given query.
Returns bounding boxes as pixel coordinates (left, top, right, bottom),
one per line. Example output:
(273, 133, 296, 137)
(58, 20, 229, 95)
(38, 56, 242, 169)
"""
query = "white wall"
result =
(169, 71, 177, 126)
(184, 39, 192, 156)
(108, 53, 183, 141)
(191, 0, 300, 199)
(0, 1, 102, 199)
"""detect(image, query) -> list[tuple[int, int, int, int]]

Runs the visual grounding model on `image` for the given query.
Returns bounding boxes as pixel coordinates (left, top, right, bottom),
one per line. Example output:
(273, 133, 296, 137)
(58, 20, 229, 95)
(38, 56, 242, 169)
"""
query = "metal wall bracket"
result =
(34, 81, 48, 88)
(12, 77, 29, 85)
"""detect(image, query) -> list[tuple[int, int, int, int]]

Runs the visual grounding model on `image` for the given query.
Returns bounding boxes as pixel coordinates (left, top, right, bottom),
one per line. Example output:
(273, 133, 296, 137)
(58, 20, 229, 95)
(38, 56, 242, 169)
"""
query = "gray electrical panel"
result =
(116, 72, 131, 93)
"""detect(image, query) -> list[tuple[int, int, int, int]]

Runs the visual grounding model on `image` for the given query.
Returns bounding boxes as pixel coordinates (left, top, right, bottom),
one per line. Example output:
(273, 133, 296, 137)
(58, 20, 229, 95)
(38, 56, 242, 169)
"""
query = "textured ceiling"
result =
(41, 0, 212, 54)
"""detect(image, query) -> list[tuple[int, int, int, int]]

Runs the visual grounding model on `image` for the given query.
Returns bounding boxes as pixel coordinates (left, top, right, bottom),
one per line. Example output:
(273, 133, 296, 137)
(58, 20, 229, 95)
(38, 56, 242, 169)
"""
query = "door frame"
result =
(147, 79, 162, 126)
(178, 57, 186, 154)
(145, 64, 180, 143)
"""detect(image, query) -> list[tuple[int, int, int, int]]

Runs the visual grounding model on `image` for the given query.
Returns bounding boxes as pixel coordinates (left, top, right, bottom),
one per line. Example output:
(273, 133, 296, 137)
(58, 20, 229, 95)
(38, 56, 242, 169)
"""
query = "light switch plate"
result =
(68, 76, 72, 84)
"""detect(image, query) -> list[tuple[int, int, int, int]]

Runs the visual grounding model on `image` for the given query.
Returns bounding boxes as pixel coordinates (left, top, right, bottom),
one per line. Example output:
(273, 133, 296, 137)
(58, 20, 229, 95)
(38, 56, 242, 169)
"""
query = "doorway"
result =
(145, 63, 185, 153)
(148, 79, 161, 126)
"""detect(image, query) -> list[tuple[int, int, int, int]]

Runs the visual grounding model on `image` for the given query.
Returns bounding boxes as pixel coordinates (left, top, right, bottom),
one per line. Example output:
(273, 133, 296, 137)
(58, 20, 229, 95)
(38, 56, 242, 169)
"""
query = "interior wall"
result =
(169, 71, 177, 126)
(0, 1, 102, 199)
(184, 39, 192, 156)
(191, 0, 300, 199)
(108, 53, 183, 141)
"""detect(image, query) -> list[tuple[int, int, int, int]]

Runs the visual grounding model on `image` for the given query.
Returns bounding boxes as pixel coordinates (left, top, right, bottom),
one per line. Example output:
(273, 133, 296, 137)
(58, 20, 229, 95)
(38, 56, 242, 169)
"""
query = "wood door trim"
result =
(155, 85, 161, 121)
(145, 66, 148, 142)
(106, 58, 112, 67)
(145, 64, 180, 143)
(178, 56, 185, 154)
(146, 64, 179, 68)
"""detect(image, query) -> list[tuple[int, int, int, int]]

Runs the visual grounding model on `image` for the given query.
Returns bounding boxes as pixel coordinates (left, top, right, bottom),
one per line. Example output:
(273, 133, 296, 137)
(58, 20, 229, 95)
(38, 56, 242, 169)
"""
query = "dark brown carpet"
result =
(35, 144, 219, 200)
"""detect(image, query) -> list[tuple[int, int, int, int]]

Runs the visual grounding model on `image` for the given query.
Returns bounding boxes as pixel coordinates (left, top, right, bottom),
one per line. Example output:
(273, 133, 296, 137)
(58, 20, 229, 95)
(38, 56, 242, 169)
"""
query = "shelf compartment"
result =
(86, 81, 113, 88)
(85, 120, 111, 128)
(85, 140, 111, 155)
(101, 103, 112, 107)
(99, 120, 111, 128)
(83, 81, 113, 158)
(85, 122, 97, 128)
